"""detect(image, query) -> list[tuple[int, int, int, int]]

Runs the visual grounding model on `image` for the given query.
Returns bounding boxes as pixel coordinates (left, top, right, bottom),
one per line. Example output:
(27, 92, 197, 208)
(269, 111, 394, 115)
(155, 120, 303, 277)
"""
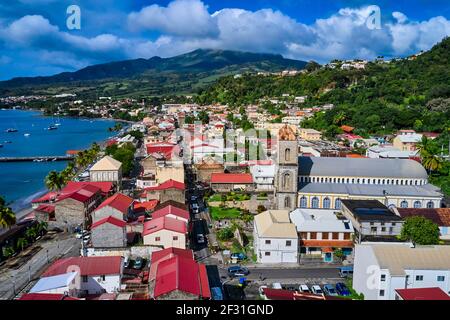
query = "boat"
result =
(24, 133, 31, 137)
(47, 125, 58, 130)
(0, 144, 3, 148)
(3, 141, 12, 144)
(5, 128, 18, 133)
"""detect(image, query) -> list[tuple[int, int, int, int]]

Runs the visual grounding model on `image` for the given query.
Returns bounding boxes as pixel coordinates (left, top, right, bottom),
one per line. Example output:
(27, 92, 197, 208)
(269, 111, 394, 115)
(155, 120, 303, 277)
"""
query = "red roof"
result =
(210, 173, 253, 184)
(151, 247, 194, 263)
(142, 216, 187, 236)
(19, 293, 80, 300)
(134, 200, 159, 212)
(396, 287, 450, 300)
(91, 216, 127, 229)
(262, 288, 295, 300)
(146, 143, 176, 158)
(96, 193, 133, 214)
(300, 240, 354, 248)
(144, 179, 185, 191)
(65, 181, 113, 194)
(42, 256, 122, 277)
(340, 125, 354, 133)
(32, 181, 113, 204)
(58, 184, 101, 203)
(397, 208, 450, 226)
(35, 204, 55, 214)
(152, 205, 190, 221)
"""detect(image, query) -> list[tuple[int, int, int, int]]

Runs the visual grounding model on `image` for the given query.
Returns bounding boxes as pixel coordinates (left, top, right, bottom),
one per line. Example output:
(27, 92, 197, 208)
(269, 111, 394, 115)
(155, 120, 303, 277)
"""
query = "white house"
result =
(353, 243, 450, 300)
(29, 272, 78, 295)
(250, 164, 275, 191)
(253, 210, 298, 264)
(89, 156, 123, 187)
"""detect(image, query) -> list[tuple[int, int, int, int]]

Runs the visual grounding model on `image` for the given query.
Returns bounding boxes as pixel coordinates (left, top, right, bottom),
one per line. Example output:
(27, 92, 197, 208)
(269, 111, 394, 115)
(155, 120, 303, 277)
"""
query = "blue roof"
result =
(30, 272, 77, 293)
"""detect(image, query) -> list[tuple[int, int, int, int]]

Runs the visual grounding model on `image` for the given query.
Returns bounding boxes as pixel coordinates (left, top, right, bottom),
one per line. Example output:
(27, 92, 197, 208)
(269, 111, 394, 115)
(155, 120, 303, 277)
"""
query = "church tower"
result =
(275, 125, 298, 210)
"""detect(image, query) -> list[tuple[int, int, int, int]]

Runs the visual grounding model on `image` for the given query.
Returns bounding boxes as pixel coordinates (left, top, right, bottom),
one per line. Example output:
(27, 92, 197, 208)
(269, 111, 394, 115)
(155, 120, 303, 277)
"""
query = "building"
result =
(366, 145, 418, 159)
(149, 248, 210, 300)
(297, 157, 442, 210)
(151, 205, 190, 224)
(340, 200, 404, 243)
(28, 272, 78, 295)
(193, 158, 224, 183)
(299, 128, 322, 141)
(275, 125, 298, 210)
(89, 156, 123, 187)
(142, 216, 187, 249)
(92, 193, 133, 223)
(250, 164, 275, 191)
(210, 173, 254, 192)
(142, 179, 185, 204)
(392, 130, 423, 152)
(395, 287, 450, 300)
(289, 208, 354, 261)
(253, 210, 298, 263)
(353, 243, 450, 300)
(137, 153, 184, 189)
(91, 216, 127, 248)
(42, 256, 123, 296)
(395, 208, 450, 241)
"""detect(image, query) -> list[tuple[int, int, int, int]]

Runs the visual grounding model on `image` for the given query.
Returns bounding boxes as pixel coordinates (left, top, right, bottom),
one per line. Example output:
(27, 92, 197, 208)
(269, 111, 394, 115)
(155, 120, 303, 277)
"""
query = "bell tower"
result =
(275, 125, 298, 210)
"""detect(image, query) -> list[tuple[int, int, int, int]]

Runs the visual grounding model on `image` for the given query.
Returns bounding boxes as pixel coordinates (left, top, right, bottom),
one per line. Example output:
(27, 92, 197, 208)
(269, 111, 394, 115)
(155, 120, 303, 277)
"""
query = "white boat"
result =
(24, 133, 31, 137)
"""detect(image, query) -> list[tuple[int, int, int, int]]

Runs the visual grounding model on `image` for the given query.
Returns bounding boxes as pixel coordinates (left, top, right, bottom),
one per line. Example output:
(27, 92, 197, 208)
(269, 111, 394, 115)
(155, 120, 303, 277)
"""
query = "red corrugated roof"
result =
(59, 184, 101, 203)
(91, 216, 127, 229)
(134, 200, 159, 212)
(144, 179, 185, 191)
(152, 205, 189, 221)
(210, 173, 253, 184)
(96, 193, 133, 214)
(42, 256, 122, 277)
(35, 204, 55, 214)
(396, 287, 450, 300)
(19, 293, 80, 300)
(262, 288, 294, 300)
(198, 264, 211, 299)
(142, 216, 187, 236)
(397, 208, 450, 226)
(32, 182, 113, 204)
(301, 240, 354, 248)
(151, 247, 194, 263)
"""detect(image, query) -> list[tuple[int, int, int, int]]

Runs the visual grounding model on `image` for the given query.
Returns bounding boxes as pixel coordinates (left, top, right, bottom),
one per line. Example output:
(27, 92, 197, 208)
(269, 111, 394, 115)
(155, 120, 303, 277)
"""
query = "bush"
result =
(217, 227, 234, 241)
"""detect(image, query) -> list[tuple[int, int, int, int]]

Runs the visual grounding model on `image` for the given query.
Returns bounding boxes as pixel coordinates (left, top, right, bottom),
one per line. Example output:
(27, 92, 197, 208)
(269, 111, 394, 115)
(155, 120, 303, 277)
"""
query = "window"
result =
(400, 200, 408, 208)
(437, 276, 445, 282)
(413, 201, 422, 208)
(284, 196, 291, 209)
(381, 227, 386, 232)
(343, 233, 350, 240)
(82, 276, 88, 283)
(282, 173, 291, 189)
(311, 197, 319, 209)
(310, 232, 317, 240)
(416, 275, 423, 281)
(379, 290, 385, 297)
(300, 196, 307, 208)
(323, 197, 331, 209)
(155, 237, 160, 242)
(371, 227, 377, 233)
(300, 232, 307, 239)
(332, 232, 339, 240)
(286, 240, 292, 247)
(285, 148, 291, 162)
(335, 198, 342, 209)
(100, 275, 105, 281)
(322, 233, 329, 240)
(265, 252, 271, 256)
(427, 201, 435, 209)
(265, 240, 271, 245)
(381, 274, 386, 282)
(173, 236, 178, 241)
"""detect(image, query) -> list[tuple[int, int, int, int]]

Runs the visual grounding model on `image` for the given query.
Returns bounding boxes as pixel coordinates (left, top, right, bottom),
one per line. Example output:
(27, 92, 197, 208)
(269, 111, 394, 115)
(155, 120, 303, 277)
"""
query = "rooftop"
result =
(395, 287, 450, 300)
(396, 208, 450, 226)
(341, 200, 403, 222)
(254, 210, 298, 239)
(289, 208, 353, 233)
(210, 173, 253, 184)
(43, 256, 122, 277)
(90, 155, 122, 171)
(142, 216, 187, 236)
(95, 193, 133, 214)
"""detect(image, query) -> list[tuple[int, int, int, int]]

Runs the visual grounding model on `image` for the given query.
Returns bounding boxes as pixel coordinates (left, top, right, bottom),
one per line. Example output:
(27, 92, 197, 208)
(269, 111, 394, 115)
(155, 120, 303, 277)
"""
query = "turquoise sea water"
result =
(0, 109, 116, 212)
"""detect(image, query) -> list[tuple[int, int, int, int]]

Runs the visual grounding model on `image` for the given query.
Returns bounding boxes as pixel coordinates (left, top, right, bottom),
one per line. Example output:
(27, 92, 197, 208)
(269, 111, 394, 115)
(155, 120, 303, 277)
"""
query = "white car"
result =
(311, 285, 323, 295)
(299, 284, 311, 293)
(197, 234, 205, 244)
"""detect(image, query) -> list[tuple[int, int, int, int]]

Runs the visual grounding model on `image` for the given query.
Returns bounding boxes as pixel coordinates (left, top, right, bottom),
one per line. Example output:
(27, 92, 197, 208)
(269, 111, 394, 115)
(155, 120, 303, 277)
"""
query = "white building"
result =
(253, 210, 298, 264)
(89, 156, 123, 187)
(250, 164, 275, 191)
(30, 272, 78, 295)
(353, 243, 450, 300)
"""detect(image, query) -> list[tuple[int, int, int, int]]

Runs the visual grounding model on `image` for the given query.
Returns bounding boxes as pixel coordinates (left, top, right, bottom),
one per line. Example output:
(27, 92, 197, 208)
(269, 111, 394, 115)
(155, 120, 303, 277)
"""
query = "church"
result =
(274, 125, 443, 211)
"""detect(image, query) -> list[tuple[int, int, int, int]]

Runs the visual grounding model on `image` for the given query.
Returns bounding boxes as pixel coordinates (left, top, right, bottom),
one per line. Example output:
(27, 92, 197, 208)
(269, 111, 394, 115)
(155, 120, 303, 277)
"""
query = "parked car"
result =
(299, 284, 311, 293)
(123, 256, 130, 268)
(311, 285, 323, 295)
(335, 282, 351, 296)
(133, 257, 144, 270)
(272, 282, 283, 289)
(338, 266, 353, 278)
(197, 234, 205, 244)
(230, 252, 247, 261)
(323, 284, 338, 296)
(227, 266, 250, 277)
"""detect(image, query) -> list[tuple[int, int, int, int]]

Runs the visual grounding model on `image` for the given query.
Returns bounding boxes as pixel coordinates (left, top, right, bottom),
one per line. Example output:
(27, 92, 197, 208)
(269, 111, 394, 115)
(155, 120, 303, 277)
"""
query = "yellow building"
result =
(299, 128, 322, 141)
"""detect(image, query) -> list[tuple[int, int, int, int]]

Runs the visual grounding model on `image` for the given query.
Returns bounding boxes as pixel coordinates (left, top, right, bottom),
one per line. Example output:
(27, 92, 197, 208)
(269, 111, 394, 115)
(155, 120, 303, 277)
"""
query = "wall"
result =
(91, 223, 127, 248)
(93, 206, 126, 222)
(143, 229, 186, 249)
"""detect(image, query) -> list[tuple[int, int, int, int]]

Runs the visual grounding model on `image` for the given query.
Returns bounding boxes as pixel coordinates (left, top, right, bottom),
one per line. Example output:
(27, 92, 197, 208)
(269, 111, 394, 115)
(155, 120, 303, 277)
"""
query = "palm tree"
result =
(422, 154, 444, 172)
(25, 227, 37, 242)
(37, 221, 48, 235)
(45, 171, 64, 191)
(0, 206, 16, 229)
(16, 237, 28, 251)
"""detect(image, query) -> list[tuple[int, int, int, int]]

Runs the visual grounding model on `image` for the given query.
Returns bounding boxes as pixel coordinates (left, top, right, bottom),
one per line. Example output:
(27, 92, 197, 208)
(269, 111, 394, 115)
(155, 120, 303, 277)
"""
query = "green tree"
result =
(400, 216, 440, 245)
(16, 237, 28, 251)
(45, 171, 64, 191)
(0, 200, 16, 229)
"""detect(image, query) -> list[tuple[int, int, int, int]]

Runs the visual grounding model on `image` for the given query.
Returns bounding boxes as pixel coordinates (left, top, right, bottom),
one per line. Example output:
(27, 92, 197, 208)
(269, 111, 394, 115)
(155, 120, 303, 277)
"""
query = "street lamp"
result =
(46, 249, 49, 264)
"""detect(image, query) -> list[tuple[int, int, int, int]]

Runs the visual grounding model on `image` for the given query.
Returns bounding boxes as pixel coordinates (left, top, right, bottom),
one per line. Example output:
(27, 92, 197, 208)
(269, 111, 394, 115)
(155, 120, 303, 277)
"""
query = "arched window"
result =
(400, 200, 408, 208)
(427, 201, 434, 209)
(284, 196, 291, 209)
(300, 196, 307, 208)
(285, 148, 291, 162)
(323, 197, 331, 209)
(335, 198, 342, 209)
(311, 197, 319, 208)
(415, 180, 418, 186)
(352, 179, 355, 183)
(413, 201, 422, 208)
(282, 172, 291, 189)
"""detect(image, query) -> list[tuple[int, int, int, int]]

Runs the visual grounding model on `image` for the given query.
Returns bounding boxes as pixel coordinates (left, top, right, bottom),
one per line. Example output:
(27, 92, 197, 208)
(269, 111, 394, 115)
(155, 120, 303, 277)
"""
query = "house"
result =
(210, 173, 254, 192)
(253, 210, 298, 263)
(42, 256, 123, 296)
(395, 287, 450, 300)
(340, 200, 404, 243)
(89, 156, 123, 187)
(142, 216, 187, 249)
(91, 216, 127, 248)
(142, 179, 185, 204)
(137, 152, 184, 189)
(154, 200, 188, 212)
(92, 193, 134, 223)
(193, 158, 224, 183)
(28, 272, 78, 295)
(149, 247, 210, 300)
(250, 164, 275, 191)
(152, 205, 190, 224)
(353, 243, 450, 300)
(392, 130, 423, 152)
(289, 208, 354, 261)
(299, 128, 322, 141)
(395, 208, 450, 241)
(33, 204, 56, 222)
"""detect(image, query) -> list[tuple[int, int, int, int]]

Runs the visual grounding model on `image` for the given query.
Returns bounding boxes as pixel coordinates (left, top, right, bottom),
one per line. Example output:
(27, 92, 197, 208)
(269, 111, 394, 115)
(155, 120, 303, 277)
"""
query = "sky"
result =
(0, 0, 449, 80)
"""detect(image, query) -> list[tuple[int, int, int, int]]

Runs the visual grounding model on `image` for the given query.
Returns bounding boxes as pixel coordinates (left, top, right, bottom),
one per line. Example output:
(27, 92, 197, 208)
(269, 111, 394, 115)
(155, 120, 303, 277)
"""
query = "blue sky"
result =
(0, 0, 449, 80)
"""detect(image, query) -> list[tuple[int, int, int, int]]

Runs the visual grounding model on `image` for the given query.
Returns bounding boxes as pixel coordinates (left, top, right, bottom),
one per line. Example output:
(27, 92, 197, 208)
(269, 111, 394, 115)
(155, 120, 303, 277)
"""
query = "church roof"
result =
(278, 125, 296, 141)
(298, 156, 428, 179)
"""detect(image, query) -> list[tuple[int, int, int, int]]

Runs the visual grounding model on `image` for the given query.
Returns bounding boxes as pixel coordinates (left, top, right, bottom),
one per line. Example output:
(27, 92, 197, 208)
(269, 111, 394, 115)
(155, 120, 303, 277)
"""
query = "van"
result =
(338, 266, 353, 278)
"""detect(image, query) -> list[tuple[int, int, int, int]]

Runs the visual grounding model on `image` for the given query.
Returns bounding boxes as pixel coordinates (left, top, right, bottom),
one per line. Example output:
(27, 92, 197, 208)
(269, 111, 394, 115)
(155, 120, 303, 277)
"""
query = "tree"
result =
(0, 205, 16, 229)
(305, 60, 321, 72)
(45, 171, 64, 191)
(25, 227, 37, 242)
(400, 216, 440, 245)
(16, 237, 28, 251)
(217, 227, 234, 241)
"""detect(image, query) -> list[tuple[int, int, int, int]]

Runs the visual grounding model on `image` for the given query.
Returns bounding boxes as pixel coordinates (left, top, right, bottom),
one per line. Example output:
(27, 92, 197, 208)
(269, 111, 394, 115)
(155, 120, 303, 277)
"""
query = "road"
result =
(218, 266, 341, 281)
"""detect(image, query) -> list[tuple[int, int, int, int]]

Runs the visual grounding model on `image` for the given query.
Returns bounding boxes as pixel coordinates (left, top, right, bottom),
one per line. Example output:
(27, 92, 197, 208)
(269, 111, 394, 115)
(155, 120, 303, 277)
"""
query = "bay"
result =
(0, 109, 117, 212)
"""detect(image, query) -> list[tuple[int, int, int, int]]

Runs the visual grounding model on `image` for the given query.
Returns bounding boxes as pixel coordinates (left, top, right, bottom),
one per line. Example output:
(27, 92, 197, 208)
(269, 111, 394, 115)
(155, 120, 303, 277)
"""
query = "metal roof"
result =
(30, 272, 77, 293)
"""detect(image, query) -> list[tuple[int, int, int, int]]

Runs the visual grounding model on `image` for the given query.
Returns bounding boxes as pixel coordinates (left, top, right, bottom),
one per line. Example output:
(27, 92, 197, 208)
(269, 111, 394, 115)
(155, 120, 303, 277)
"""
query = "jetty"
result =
(0, 155, 75, 162)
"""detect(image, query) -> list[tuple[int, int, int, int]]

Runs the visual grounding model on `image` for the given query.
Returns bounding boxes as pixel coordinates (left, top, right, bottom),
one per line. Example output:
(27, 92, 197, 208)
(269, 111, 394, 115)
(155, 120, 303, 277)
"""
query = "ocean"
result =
(0, 109, 116, 212)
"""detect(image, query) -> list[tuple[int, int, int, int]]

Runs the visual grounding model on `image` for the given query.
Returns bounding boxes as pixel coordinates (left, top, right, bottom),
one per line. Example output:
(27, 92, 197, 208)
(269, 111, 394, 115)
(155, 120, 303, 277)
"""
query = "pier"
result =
(0, 155, 75, 162)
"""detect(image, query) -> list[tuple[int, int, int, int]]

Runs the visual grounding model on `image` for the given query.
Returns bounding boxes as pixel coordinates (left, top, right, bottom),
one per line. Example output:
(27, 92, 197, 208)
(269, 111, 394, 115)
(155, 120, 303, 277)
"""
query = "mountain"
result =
(0, 49, 307, 97)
